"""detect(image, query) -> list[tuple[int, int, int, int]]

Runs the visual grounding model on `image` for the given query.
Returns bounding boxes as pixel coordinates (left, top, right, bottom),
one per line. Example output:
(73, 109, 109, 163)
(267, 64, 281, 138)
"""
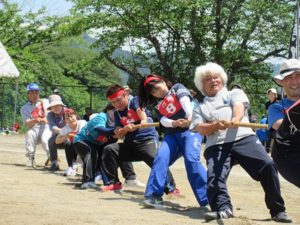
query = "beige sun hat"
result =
(123, 85, 132, 91)
(47, 94, 65, 109)
(267, 88, 277, 95)
(273, 58, 300, 85)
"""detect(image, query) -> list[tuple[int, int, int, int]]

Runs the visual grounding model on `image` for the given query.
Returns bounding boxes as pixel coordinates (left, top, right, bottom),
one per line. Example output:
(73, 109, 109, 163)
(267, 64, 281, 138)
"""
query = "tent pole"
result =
(297, 0, 299, 59)
(0, 81, 3, 130)
(13, 78, 19, 130)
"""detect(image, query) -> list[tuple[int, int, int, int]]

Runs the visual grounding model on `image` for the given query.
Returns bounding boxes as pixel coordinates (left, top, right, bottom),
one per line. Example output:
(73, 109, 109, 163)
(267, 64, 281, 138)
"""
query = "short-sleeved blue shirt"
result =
(268, 98, 295, 130)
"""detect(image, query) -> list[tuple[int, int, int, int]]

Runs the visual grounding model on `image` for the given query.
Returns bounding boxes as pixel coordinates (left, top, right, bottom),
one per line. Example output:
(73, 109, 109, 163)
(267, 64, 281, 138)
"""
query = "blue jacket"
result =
(74, 112, 116, 145)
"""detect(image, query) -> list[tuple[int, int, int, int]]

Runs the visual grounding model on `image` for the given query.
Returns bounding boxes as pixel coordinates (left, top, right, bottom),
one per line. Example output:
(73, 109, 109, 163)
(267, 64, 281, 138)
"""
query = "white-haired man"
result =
(190, 62, 292, 223)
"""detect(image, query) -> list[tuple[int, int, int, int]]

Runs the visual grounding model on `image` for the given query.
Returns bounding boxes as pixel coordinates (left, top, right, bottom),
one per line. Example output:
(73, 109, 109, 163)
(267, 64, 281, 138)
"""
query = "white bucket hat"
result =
(273, 58, 300, 85)
(267, 88, 277, 95)
(47, 94, 65, 109)
(123, 85, 132, 93)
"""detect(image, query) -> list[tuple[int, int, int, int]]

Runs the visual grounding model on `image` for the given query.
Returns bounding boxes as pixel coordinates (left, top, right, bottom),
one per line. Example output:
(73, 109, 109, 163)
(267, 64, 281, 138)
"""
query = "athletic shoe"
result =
(64, 167, 76, 176)
(101, 182, 123, 192)
(124, 179, 146, 188)
(49, 161, 59, 172)
(26, 158, 36, 168)
(94, 173, 102, 185)
(44, 157, 51, 166)
(143, 195, 164, 209)
(167, 188, 181, 197)
(81, 181, 99, 189)
(272, 212, 292, 223)
(72, 163, 78, 171)
(204, 208, 234, 220)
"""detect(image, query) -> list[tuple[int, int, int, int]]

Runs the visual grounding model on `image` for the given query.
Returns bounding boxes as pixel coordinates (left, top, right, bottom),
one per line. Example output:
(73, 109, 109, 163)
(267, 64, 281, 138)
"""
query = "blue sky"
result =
(11, 0, 73, 16)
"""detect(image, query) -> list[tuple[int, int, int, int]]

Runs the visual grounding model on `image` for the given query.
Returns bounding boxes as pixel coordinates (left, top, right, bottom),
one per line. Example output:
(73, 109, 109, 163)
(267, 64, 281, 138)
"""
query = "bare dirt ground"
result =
(0, 134, 299, 225)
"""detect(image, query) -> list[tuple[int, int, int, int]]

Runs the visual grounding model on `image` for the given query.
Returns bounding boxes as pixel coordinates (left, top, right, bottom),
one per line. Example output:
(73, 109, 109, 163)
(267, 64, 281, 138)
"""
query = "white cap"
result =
(267, 88, 277, 95)
(273, 58, 300, 85)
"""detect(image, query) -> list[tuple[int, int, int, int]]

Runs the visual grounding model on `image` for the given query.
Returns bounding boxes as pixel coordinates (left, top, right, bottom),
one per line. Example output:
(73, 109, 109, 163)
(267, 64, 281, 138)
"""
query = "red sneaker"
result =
(167, 188, 181, 197)
(101, 182, 123, 192)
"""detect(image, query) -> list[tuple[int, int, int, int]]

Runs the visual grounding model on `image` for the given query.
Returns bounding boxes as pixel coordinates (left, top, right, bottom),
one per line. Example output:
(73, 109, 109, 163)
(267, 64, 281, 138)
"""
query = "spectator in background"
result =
(265, 88, 280, 153)
(53, 88, 60, 95)
(82, 107, 92, 122)
(12, 122, 20, 132)
(248, 110, 258, 124)
(20, 83, 52, 168)
(265, 88, 279, 111)
(230, 83, 242, 90)
(256, 115, 268, 152)
(189, 89, 200, 108)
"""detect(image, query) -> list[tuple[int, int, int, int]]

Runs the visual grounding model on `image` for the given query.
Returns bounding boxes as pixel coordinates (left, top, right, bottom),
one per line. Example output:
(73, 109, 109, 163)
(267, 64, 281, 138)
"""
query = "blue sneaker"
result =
(81, 181, 99, 189)
(143, 195, 164, 209)
(49, 161, 59, 171)
(94, 173, 102, 185)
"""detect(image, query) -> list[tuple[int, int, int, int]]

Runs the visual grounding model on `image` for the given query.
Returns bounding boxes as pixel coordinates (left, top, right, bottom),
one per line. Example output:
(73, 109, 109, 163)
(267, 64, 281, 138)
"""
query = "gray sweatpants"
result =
(25, 126, 51, 159)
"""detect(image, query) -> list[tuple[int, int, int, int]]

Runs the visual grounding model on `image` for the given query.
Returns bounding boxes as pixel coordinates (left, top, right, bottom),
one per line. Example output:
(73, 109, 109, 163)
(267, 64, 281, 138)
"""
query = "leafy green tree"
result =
(69, 0, 294, 88)
(0, 1, 122, 129)
(0, 0, 71, 84)
(39, 38, 122, 112)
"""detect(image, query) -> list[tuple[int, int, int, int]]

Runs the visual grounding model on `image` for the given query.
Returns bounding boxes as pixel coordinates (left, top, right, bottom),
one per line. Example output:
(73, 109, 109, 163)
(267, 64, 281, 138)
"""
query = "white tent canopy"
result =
(0, 41, 19, 78)
(0, 41, 20, 130)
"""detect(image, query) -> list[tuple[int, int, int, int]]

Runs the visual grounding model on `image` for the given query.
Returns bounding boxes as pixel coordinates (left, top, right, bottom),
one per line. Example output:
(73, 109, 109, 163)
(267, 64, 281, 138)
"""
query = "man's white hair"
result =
(194, 62, 228, 95)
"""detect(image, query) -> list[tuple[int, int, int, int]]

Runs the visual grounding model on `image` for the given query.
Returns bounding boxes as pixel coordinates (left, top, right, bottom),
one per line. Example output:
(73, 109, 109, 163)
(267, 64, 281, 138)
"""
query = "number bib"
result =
(68, 131, 77, 142)
(96, 135, 108, 142)
(157, 94, 182, 117)
(120, 109, 140, 126)
(31, 102, 45, 119)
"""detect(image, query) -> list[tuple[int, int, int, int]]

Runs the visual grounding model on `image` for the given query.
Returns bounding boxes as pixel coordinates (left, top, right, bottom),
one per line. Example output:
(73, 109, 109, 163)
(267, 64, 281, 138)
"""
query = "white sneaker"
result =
(81, 181, 99, 189)
(64, 167, 76, 176)
(124, 179, 146, 188)
(26, 158, 36, 168)
(95, 174, 102, 185)
(72, 163, 78, 171)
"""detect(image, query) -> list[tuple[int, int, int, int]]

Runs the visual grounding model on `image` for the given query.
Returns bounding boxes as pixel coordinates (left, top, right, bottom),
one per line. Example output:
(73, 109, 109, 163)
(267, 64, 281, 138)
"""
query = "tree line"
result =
(0, 0, 295, 128)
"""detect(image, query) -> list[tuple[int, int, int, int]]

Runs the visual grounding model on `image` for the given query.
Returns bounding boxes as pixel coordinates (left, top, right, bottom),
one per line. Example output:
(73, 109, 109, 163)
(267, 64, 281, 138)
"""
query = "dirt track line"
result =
(0, 148, 56, 155)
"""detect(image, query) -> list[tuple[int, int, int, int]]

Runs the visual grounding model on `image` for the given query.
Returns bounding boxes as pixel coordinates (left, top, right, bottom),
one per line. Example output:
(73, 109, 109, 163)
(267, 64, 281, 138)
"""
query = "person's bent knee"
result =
(154, 149, 170, 163)
(25, 129, 36, 139)
(258, 159, 277, 180)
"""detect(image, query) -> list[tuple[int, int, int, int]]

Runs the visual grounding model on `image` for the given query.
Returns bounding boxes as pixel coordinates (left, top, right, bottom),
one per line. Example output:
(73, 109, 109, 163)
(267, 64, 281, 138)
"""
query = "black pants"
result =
(102, 139, 176, 193)
(48, 135, 68, 162)
(74, 140, 136, 184)
(64, 141, 77, 167)
(204, 135, 285, 217)
(272, 142, 300, 188)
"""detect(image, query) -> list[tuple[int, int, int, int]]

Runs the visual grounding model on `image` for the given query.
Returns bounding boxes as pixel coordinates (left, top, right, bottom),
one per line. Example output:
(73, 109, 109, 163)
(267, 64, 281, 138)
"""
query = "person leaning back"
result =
(47, 94, 67, 171)
(190, 62, 292, 223)
(20, 83, 52, 168)
(268, 58, 300, 188)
